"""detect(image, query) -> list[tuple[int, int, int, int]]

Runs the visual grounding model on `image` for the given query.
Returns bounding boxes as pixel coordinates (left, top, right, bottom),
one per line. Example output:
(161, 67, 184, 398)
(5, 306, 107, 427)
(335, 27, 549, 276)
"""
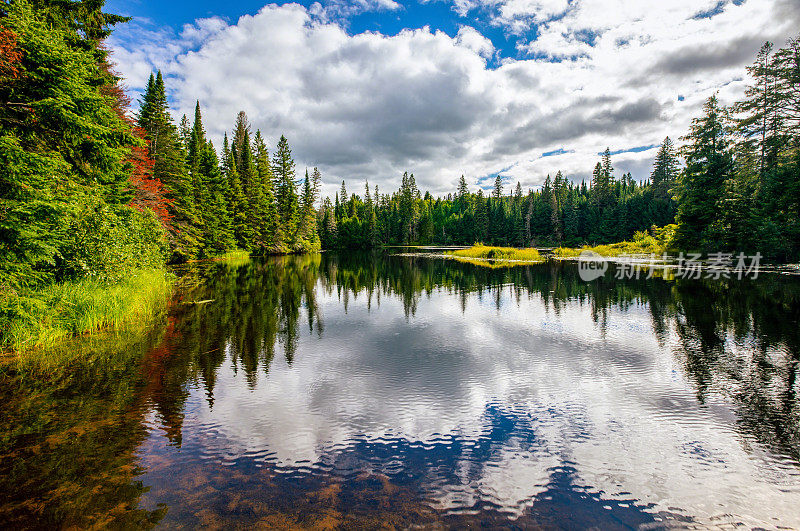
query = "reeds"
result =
(449, 245, 544, 263)
(553, 232, 663, 258)
(1, 269, 173, 354)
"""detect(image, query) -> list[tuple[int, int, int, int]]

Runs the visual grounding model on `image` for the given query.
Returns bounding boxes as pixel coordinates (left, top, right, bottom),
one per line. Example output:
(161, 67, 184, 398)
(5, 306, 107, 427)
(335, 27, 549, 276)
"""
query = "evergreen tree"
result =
(651, 136, 680, 199)
(198, 141, 234, 254)
(674, 95, 735, 250)
(298, 168, 321, 250)
(137, 72, 197, 260)
(252, 131, 279, 252)
(493, 174, 503, 199)
(736, 42, 780, 181)
(273, 135, 299, 249)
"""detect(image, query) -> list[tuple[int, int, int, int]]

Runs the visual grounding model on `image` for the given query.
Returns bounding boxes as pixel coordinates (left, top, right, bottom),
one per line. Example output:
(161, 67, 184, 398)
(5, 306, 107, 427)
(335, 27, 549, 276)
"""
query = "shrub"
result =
(56, 199, 168, 282)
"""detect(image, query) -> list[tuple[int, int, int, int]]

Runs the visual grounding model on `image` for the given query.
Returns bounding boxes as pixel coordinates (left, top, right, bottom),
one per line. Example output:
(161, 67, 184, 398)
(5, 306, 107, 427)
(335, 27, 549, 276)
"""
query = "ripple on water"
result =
(124, 257, 800, 530)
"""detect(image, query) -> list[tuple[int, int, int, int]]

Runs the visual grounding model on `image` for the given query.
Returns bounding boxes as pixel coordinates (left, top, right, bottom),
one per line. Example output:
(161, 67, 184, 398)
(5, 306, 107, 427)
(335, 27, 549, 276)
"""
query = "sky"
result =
(106, 0, 800, 197)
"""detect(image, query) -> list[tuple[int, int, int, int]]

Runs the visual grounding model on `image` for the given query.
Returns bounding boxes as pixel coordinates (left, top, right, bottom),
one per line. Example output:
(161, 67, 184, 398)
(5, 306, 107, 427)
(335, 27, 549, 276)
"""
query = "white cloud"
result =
(107, 0, 799, 198)
(309, 0, 401, 23)
(456, 25, 495, 58)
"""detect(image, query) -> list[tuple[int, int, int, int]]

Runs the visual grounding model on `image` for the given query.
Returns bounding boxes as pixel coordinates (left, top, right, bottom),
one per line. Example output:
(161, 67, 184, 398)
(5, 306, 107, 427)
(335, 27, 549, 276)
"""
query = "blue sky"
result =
(105, 0, 799, 196)
(108, 0, 522, 66)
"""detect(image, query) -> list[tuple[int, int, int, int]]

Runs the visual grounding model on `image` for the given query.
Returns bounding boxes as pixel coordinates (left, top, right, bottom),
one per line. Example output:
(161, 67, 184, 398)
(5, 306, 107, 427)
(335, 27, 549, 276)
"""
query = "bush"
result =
(56, 200, 168, 282)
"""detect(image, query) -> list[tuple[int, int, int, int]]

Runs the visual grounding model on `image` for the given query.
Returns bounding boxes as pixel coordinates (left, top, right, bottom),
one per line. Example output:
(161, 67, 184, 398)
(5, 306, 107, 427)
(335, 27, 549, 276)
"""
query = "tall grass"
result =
(217, 249, 250, 262)
(553, 231, 666, 258)
(552, 225, 678, 258)
(0, 269, 173, 354)
(449, 245, 544, 263)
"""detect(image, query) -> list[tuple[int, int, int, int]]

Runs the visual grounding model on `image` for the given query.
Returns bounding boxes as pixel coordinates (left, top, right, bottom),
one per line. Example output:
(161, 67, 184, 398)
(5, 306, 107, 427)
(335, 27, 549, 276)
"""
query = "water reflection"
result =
(1, 252, 799, 528)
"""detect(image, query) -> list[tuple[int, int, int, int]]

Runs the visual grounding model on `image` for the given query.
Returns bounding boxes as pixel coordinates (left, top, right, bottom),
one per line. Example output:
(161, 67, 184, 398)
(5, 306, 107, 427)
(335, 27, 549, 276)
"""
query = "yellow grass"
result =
(448, 245, 544, 265)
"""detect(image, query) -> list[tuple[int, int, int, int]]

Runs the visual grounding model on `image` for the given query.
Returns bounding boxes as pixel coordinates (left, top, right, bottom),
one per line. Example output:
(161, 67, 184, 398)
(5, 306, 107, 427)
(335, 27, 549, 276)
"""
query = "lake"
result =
(1, 252, 799, 529)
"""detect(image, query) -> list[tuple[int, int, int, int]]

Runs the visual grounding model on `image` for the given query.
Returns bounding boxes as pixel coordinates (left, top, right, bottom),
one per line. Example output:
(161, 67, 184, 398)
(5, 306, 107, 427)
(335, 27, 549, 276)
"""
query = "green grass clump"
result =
(217, 249, 251, 263)
(553, 225, 677, 258)
(0, 269, 173, 354)
(449, 245, 544, 264)
(553, 239, 659, 258)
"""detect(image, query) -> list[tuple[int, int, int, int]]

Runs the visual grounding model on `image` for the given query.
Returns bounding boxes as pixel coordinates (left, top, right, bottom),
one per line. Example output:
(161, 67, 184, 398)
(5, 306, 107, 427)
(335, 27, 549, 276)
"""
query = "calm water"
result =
(1, 252, 799, 529)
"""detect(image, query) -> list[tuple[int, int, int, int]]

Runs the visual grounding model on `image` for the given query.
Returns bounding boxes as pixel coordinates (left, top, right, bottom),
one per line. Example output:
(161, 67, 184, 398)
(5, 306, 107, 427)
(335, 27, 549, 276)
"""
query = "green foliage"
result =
(57, 199, 168, 282)
(0, 1, 143, 287)
(673, 95, 735, 251)
(322, 160, 675, 251)
(671, 36, 800, 260)
(273, 134, 300, 249)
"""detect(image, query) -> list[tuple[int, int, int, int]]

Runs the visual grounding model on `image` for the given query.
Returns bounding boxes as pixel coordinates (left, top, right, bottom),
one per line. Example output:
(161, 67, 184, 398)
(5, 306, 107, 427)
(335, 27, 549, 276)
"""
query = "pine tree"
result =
(137, 71, 197, 260)
(674, 95, 735, 250)
(273, 134, 299, 249)
(651, 136, 680, 199)
(457, 175, 470, 213)
(493, 174, 503, 199)
(601, 147, 614, 179)
(736, 42, 780, 181)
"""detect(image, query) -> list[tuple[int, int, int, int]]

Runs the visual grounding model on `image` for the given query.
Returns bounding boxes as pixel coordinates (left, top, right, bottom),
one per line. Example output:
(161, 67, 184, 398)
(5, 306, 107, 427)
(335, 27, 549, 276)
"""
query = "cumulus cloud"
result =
(107, 0, 799, 197)
(455, 25, 495, 58)
(309, 0, 401, 23)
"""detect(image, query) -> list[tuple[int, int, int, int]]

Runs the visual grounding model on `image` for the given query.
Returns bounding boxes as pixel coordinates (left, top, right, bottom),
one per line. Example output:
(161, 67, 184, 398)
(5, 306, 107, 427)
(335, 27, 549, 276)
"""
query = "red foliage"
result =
(99, 48, 173, 228)
(128, 126, 173, 227)
(0, 27, 22, 81)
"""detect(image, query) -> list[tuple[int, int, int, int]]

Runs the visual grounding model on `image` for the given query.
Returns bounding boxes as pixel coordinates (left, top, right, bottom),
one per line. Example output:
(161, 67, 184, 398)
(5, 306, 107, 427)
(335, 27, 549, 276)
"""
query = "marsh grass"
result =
(553, 227, 675, 258)
(449, 245, 544, 265)
(217, 249, 250, 262)
(0, 269, 173, 355)
(553, 240, 662, 258)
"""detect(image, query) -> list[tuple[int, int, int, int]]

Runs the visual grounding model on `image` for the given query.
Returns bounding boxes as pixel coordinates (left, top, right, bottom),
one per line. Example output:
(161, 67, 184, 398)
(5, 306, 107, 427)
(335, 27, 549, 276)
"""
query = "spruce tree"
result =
(253, 131, 280, 252)
(221, 133, 247, 250)
(674, 95, 735, 250)
(651, 137, 680, 199)
(273, 135, 299, 249)
(299, 168, 321, 250)
(137, 72, 198, 260)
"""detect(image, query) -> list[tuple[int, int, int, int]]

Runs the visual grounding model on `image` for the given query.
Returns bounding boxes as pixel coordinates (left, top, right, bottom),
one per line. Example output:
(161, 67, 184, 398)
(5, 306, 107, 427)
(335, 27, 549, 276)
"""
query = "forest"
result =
(0, 0, 798, 349)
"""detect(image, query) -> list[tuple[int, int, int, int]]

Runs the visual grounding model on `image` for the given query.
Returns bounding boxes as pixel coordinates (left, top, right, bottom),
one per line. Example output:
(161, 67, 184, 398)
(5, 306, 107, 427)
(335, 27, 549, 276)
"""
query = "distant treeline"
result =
(317, 146, 677, 250)
(318, 37, 800, 261)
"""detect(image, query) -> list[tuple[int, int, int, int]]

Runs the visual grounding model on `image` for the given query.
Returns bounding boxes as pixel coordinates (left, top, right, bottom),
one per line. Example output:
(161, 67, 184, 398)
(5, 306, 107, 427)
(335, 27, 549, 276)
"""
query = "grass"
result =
(553, 240, 662, 258)
(552, 226, 676, 258)
(448, 245, 544, 265)
(0, 269, 173, 355)
(217, 249, 250, 262)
